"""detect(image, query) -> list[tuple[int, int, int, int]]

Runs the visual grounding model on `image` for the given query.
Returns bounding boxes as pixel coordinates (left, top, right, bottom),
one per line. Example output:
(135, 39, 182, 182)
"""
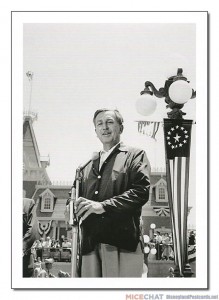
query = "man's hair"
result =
(93, 108, 124, 125)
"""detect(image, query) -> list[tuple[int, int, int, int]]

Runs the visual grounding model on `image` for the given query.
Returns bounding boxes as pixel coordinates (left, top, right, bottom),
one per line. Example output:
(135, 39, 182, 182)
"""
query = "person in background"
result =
(188, 231, 196, 246)
(50, 238, 56, 248)
(167, 267, 175, 277)
(62, 238, 71, 248)
(59, 235, 65, 248)
(155, 231, 162, 260)
(43, 236, 51, 248)
(31, 239, 38, 261)
(23, 190, 39, 277)
(36, 238, 44, 260)
(38, 269, 48, 278)
(161, 233, 171, 260)
(66, 239, 71, 247)
(54, 240, 61, 248)
(33, 257, 42, 277)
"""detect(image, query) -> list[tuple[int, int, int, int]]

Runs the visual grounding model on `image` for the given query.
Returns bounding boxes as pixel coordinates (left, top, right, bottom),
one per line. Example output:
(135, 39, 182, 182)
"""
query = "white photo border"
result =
(11, 11, 208, 289)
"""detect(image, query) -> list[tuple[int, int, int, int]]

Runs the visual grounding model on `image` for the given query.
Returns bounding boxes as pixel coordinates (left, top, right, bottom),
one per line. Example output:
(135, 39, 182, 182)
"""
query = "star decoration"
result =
(173, 133, 181, 143)
(166, 125, 190, 151)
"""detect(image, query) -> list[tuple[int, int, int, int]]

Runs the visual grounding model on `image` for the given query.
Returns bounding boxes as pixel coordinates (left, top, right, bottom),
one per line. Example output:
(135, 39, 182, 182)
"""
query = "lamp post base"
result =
(173, 263, 193, 277)
(183, 263, 194, 277)
(173, 266, 183, 277)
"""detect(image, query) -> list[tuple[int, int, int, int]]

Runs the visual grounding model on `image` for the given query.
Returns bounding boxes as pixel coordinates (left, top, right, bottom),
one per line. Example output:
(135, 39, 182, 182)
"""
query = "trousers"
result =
(81, 243, 144, 277)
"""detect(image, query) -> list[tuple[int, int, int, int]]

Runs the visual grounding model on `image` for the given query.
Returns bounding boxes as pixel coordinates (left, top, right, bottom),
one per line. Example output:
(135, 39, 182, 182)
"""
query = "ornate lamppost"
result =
(149, 223, 156, 241)
(143, 234, 157, 270)
(136, 68, 196, 277)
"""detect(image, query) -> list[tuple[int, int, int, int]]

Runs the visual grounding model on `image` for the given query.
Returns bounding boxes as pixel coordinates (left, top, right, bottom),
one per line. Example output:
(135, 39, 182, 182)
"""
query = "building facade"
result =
(23, 113, 71, 241)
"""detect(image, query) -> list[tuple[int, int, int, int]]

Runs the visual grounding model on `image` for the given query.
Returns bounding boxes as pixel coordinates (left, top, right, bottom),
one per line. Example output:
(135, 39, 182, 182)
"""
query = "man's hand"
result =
(75, 197, 105, 221)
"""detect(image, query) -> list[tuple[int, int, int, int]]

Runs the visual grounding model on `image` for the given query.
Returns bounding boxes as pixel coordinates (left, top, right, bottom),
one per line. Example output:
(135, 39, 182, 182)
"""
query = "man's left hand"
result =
(75, 197, 105, 221)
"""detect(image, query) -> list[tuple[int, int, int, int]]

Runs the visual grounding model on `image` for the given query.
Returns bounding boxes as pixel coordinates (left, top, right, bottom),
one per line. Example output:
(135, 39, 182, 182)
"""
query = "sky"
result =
(23, 23, 196, 226)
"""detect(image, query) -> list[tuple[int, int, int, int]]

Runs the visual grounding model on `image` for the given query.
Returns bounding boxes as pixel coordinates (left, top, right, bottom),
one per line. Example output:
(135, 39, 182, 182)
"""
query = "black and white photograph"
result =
(11, 11, 208, 290)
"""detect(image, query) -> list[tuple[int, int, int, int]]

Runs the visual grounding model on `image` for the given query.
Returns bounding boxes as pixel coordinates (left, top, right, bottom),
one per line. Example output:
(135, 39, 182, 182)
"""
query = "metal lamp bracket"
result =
(140, 68, 196, 119)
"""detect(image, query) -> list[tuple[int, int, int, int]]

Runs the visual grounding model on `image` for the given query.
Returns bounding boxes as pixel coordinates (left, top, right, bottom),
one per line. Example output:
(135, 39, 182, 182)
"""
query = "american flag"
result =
(163, 118, 193, 276)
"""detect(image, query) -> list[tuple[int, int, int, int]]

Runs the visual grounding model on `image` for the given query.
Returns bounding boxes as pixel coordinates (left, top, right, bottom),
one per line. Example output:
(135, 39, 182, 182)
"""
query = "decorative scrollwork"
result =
(140, 68, 196, 119)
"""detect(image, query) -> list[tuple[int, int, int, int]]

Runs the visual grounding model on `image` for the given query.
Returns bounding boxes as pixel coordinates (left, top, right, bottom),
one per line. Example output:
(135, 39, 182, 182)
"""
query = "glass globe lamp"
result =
(143, 235, 150, 243)
(150, 248, 157, 255)
(150, 223, 156, 230)
(144, 246, 150, 254)
(168, 80, 193, 104)
(136, 94, 157, 116)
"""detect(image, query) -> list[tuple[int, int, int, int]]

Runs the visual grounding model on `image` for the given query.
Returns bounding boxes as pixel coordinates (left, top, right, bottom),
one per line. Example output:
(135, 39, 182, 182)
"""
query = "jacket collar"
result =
(91, 142, 128, 173)
(117, 142, 129, 152)
(91, 142, 128, 161)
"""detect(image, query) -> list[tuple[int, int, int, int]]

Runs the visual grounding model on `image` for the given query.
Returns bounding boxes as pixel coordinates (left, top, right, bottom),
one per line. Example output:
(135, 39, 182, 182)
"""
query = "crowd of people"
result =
(31, 236, 72, 261)
(148, 230, 196, 261)
(32, 257, 70, 278)
(148, 231, 174, 261)
(23, 235, 72, 277)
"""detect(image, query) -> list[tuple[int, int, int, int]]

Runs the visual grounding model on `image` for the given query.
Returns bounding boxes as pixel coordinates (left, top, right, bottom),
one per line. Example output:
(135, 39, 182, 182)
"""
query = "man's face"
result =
(94, 111, 123, 150)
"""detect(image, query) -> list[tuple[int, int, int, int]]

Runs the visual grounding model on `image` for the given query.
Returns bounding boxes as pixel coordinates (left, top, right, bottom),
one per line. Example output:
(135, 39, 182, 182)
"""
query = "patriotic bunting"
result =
(188, 245, 196, 262)
(137, 121, 160, 140)
(153, 207, 170, 217)
(38, 220, 52, 236)
(169, 245, 196, 262)
(163, 118, 193, 276)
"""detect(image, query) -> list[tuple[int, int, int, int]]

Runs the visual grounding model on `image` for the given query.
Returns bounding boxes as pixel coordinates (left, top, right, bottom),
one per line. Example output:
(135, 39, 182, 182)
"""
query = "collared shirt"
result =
(99, 142, 120, 171)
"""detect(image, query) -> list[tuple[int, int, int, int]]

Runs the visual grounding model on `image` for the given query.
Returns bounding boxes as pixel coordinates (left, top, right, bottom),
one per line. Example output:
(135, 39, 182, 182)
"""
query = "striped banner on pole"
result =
(163, 118, 193, 277)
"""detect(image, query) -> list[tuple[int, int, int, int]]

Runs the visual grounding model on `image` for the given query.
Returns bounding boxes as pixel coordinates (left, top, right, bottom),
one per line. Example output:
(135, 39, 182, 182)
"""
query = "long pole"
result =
(69, 168, 80, 278)
(69, 159, 92, 277)
(26, 71, 34, 113)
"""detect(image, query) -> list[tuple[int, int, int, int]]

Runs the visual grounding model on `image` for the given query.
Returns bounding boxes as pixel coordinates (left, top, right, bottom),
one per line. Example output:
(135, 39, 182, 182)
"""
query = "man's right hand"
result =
(75, 197, 105, 222)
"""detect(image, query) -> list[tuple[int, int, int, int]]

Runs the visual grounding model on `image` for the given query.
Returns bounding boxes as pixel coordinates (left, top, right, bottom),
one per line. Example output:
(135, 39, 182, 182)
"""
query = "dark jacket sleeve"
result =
(23, 198, 39, 255)
(101, 149, 150, 214)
